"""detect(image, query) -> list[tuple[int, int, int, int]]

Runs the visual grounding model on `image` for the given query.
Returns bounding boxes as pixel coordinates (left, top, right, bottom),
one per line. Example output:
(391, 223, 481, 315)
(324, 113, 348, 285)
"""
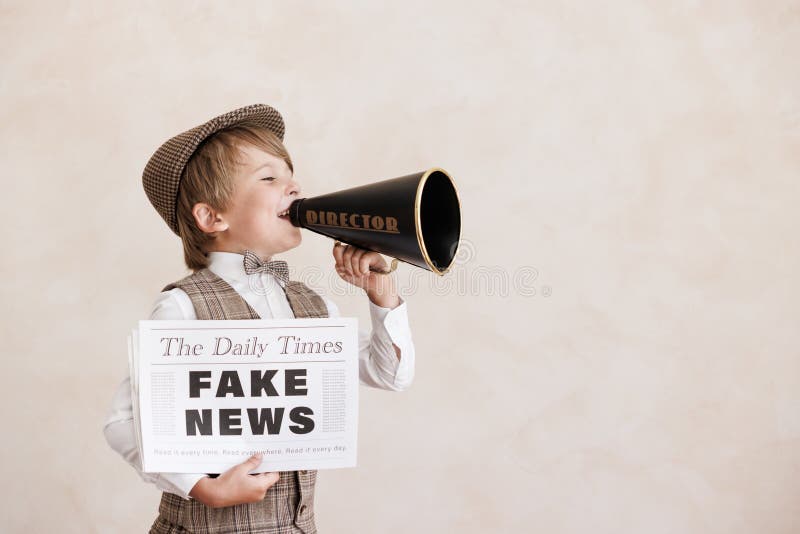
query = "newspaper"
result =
(128, 318, 359, 474)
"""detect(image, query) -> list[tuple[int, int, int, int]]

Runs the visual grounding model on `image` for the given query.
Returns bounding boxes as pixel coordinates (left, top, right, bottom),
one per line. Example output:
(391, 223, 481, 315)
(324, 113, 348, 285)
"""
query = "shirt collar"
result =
(206, 251, 250, 282)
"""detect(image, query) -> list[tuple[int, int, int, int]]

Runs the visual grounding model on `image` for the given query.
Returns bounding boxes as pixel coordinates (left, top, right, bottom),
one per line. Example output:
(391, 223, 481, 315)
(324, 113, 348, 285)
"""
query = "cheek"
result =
(242, 195, 275, 221)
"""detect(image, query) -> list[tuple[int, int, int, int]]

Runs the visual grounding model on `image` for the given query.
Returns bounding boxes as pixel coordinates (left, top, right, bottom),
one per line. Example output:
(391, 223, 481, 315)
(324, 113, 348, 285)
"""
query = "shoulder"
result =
(153, 269, 218, 320)
(149, 287, 197, 320)
(321, 295, 339, 318)
(286, 279, 340, 318)
(162, 269, 212, 293)
(301, 285, 339, 318)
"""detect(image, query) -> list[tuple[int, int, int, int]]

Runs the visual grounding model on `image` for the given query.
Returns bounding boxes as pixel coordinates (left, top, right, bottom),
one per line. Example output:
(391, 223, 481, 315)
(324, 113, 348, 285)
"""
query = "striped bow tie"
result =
(242, 250, 290, 283)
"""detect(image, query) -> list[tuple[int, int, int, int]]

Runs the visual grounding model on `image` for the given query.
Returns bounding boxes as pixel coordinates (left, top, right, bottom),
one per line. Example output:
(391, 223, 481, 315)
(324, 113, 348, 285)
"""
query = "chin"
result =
(279, 232, 302, 253)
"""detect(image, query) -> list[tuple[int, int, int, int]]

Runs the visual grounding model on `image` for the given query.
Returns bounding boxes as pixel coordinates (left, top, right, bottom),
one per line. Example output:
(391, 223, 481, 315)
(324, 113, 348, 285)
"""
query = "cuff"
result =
(157, 472, 209, 500)
(368, 297, 414, 389)
(368, 296, 408, 342)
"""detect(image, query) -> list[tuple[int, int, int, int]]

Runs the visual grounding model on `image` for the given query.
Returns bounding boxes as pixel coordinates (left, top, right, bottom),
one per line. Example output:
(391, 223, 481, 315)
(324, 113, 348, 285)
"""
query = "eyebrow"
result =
(251, 161, 292, 178)
(251, 162, 272, 174)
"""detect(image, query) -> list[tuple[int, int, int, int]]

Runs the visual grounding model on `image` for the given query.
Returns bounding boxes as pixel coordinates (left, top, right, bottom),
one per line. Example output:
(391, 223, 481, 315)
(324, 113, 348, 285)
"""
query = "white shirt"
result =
(103, 251, 415, 499)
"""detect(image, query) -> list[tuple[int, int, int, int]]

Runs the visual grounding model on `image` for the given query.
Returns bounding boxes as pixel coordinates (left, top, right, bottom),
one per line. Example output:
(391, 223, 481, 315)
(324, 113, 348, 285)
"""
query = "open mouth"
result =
(278, 208, 290, 219)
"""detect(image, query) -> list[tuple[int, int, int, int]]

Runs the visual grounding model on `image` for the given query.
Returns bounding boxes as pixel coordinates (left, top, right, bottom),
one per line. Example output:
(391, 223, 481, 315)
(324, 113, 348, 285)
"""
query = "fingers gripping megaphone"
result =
(288, 168, 461, 275)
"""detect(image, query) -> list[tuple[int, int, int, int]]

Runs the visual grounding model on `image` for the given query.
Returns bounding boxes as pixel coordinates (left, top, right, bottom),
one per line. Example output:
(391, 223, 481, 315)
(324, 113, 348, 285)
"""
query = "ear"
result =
(192, 202, 229, 235)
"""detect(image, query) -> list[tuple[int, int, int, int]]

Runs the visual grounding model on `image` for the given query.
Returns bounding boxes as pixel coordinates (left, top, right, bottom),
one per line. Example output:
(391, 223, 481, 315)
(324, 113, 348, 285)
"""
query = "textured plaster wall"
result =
(1, 1, 798, 533)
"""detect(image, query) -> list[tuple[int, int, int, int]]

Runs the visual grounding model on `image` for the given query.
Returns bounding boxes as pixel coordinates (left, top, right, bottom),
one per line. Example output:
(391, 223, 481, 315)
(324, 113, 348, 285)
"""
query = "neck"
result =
(206, 244, 274, 262)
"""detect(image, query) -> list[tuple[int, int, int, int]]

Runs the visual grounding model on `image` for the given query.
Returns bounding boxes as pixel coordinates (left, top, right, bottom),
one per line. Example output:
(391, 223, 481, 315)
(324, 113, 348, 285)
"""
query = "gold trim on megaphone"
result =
(414, 167, 462, 275)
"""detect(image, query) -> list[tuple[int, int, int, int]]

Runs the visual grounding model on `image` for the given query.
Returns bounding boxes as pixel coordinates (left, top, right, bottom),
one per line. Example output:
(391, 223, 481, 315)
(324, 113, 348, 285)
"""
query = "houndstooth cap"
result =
(142, 103, 286, 235)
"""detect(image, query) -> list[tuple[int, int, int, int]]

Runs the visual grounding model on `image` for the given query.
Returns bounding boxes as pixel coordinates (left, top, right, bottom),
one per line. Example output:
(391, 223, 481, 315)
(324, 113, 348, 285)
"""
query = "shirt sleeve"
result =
(323, 296, 415, 392)
(102, 288, 206, 500)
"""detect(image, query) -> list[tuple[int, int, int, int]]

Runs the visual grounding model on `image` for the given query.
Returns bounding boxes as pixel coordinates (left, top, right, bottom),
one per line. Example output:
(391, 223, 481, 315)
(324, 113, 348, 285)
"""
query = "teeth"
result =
(279, 209, 289, 217)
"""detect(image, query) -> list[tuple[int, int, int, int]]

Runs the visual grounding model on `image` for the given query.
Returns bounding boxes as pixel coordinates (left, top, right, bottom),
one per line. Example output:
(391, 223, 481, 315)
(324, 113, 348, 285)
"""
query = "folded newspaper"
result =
(128, 318, 359, 474)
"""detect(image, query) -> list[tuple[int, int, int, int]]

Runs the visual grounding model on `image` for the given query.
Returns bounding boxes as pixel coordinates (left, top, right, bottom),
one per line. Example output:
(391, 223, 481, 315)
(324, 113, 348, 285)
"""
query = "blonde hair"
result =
(176, 122, 294, 271)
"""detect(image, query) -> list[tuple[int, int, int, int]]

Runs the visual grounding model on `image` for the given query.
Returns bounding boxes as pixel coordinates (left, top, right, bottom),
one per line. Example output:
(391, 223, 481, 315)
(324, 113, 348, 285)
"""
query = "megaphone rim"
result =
(414, 167, 462, 276)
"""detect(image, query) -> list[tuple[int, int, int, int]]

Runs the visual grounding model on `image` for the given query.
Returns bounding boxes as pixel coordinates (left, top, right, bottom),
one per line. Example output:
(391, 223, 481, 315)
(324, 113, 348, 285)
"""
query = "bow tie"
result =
(242, 250, 290, 283)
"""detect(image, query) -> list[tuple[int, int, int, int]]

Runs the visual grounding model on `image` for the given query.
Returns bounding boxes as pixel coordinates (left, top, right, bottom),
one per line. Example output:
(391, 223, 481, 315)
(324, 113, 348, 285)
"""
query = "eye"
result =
(260, 177, 276, 182)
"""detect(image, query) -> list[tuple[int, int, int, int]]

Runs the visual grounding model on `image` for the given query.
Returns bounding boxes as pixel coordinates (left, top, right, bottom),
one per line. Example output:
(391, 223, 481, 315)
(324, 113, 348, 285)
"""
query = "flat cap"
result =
(142, 103, 285, 235)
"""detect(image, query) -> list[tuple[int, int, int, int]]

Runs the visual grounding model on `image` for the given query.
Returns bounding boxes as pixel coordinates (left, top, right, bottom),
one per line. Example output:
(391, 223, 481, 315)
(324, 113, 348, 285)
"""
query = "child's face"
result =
(213, 143, 302, 258)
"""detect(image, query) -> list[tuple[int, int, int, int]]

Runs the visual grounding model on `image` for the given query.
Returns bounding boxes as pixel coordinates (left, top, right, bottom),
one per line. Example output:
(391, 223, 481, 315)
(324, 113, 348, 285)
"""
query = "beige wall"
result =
(2, 1, 799, 532)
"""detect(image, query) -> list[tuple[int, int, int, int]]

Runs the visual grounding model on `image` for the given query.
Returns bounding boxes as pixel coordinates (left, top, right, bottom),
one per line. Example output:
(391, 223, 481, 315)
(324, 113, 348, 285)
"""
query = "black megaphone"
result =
(288, 167, 461, 275)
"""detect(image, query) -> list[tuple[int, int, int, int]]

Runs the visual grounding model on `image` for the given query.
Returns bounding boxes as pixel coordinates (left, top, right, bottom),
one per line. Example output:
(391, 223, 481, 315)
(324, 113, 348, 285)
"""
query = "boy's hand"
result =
(189, 454, 280, 508)
(333, 242, 400, 309)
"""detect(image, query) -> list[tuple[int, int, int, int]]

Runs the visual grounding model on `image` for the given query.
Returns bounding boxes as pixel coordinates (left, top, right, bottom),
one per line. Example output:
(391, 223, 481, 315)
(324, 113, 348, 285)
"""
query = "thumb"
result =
(237, 453, 263, 473)
(259, 471, 280, 485)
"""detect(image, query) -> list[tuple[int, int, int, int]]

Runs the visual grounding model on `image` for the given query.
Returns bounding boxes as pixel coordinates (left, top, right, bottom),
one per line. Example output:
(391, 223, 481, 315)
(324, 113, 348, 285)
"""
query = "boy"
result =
(103, 104, 415, 533)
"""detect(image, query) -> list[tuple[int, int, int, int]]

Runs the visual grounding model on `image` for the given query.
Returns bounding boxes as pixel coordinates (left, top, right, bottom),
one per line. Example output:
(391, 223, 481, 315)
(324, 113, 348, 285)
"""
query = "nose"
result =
(286, 177, 301, 197)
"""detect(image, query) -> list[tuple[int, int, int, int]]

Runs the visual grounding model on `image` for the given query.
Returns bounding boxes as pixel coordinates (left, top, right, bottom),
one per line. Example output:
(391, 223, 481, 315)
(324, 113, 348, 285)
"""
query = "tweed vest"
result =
(149, 268, 328, 534)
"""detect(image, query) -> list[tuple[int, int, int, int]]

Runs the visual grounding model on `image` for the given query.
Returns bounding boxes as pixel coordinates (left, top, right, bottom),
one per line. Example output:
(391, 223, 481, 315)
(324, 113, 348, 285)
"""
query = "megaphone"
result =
(288, 167, 461, 275)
